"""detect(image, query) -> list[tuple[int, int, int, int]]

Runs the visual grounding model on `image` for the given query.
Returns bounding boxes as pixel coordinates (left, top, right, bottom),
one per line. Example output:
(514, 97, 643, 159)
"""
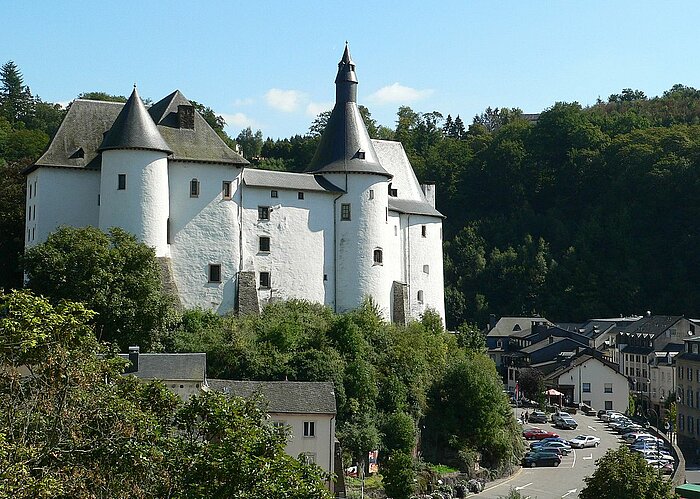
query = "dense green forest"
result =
(4, 59, 700, 328)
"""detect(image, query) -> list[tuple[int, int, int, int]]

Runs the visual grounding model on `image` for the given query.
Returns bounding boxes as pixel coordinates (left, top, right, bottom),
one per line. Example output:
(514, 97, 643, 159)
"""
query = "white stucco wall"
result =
(168, 162, 242, 313)
(323, 173, 392, 319)
(270, 412, 335, 477)
(98, 149, 170, 256)
(558, 358, 629, 412)
(26, 167, 100, 247)
(401, 214, 445, 322)
(241, 186, 334, 309)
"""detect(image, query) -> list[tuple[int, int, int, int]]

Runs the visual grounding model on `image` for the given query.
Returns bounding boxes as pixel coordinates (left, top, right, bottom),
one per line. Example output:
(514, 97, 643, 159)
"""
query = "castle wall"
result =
(241, 186, 334, 310)
(98, 149, 169, 256)
(168, 161, 242, 313)
(323, 173, 392, 319)
(25, 167, 100, 248)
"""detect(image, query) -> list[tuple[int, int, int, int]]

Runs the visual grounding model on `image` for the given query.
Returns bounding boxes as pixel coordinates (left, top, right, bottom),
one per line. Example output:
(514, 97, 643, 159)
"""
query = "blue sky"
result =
(3, 1, 700, 139)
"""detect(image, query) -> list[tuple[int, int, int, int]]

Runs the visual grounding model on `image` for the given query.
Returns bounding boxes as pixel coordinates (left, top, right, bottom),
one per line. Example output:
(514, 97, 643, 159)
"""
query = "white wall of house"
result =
(557, 357, 629, 412)
(168, 161, 242, 313)
(269, 412, 335, 478)
(26, 167, 100, 247)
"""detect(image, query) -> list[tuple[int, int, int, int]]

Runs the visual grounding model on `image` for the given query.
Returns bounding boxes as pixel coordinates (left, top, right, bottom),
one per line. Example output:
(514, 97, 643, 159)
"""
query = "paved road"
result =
(470, 412, 621, 499)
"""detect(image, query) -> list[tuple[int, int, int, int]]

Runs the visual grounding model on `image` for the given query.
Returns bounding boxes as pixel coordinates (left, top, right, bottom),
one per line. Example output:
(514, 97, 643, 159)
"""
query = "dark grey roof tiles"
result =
(620, 316, 683, 337)
(243, 169, 344, 193)
(99, 87, 172, 154)
(118, 353, 206, 381)
(388, 198, 444, 218)
(208, 379, 336, 414)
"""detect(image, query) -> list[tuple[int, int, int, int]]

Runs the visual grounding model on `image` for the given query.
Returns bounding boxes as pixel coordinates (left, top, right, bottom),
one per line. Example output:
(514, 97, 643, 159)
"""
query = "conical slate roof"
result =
(99, 87, 172, 154)
(307, 44, 391, 178)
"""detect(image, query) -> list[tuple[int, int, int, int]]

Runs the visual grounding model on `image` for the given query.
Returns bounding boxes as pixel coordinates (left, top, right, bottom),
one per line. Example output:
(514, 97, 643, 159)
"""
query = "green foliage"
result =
(22, 226, 177, 351)
(236, 126, 264, 159)
(456, 322, 486, 352)
(518, 368, 544, 401)
(77, 91, 128, 102)
(579, 446, 678, 499)
(0, 290, 332, 498)
(0, 159, 27, 290)
(381, 452, 415, 499)
(381, 411, 416, 456)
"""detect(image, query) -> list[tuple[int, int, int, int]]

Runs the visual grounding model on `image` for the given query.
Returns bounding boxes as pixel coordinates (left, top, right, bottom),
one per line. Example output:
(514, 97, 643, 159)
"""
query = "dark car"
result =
(555, 417, 578, 430)
(530, 437, 568, 449)
(522, 451, 562, 467)
(528, 411, 548, 424)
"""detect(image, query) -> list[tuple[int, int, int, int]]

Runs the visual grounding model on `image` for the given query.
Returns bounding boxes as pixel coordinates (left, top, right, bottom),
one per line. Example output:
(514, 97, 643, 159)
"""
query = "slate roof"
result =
(387, 198, 444, 218)
(520, 336, 570, 354)
(99, 87, 172, 154)
(620, 345, 653, 355)
(29, 90, 247, 174)
(208, 379, 337, 415)
(486, 317, 552, 338)
(118, 353, 206, 381)
(620, 315, 683, 337)
(544, 353, 621, 382)
(242, 169, 344, 193)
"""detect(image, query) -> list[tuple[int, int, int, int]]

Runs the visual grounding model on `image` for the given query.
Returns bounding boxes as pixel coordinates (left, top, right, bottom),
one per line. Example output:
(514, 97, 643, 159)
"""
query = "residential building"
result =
(676, 336, 700, 459)
(24, 44, 445, 324)
(119, 346, 206, 401)
(209, 379, 337, 489)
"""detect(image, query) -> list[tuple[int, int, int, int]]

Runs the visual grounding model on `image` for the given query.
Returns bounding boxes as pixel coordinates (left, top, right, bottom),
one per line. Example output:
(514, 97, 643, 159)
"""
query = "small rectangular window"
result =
(271, 190, 278, 198)
(341, 203, 351, 221)
(303, 421, 315, 437)
(604, 383, 613, 393)
(298, 191, 304, 200)
(118, 174, 127, 190)
(97, 194, 100, 206)
(417, 290, 424, 303)
(583, 383, 591, 393)
(190, 179, 200, 197)
(258, 206, 270, 220)
(259, 236, 270, 252)
(222, 181, 232, 199)
(423, 264, 430, 274)
(604, 400, 613, 410)
(208, 264, 222, 283)
(373, 248, 383, 265)
(421, 225, 427, 237)
(259, 271, 271, 289)
(369, 189, 374, 200)
(29, 183, 32, 198)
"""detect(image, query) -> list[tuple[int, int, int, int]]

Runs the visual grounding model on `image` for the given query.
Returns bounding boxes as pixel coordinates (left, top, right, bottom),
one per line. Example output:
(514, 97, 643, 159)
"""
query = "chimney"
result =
(178, 104, 195, 129)
(128, 345, 140, 373)
(421, 182, 436, 208)
(489, 314, 497, 331)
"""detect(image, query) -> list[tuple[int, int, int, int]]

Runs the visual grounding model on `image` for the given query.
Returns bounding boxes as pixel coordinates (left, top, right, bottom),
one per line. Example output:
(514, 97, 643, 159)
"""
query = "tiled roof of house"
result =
(118, 353, 206, 381)
(486, 317, 551, 337)
(208, 379, 337, 415)
(620, 316, 683, 337)
(242, 169, 344, 193)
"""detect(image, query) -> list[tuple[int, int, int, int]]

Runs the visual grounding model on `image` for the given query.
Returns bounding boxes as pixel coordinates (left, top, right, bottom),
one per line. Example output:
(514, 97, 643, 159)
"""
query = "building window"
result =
(680, 414, 685, 431)
(298, 191, 304, 200)
(303, 421, 315, 437)
(680, 367, 684, 380)
(190, 178, 200, 197)
(259, 236, 270, 252)
(604, 400, 613, 410)
(394, 225, 398, 236)
(497, 339, 502, 348)
(271, 189, 278, 198)
(258, 206, 270, 220)
(341, 203, 351, 221)
(369, 189, 374, 200)
(689, 368, 693, 380)
(421, 225, 427, 237)
(373, 248, 383, 265)
(604, 383, 613, 393)
(222, 181, 232, 199)
(259, 271, 271, 289)
(697, 369, 700, 382)
(690, 416, 695, 435)
(417, 290, 424, 303)
(583, 383, 591, 393)
(118, 173, 127, 190)
(689, 389, 693, 408)
(301, 452, 317, 464)
(208, 264, 221, 283)
(423, 264, 430, 274)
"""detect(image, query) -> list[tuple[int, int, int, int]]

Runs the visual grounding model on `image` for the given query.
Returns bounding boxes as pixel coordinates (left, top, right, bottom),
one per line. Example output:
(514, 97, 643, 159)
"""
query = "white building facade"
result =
(24, 45, 445, 324)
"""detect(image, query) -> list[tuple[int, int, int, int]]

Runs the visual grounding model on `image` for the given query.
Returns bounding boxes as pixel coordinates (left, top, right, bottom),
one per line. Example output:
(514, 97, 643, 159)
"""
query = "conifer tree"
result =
(0, 61, 34, 123)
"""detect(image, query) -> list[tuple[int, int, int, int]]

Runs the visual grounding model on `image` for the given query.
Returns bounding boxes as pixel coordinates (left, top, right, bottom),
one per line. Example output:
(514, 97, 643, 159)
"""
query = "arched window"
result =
(417, 290, 424, 303)
(373, 248, 383, 265)
(190, 178, 200, 197)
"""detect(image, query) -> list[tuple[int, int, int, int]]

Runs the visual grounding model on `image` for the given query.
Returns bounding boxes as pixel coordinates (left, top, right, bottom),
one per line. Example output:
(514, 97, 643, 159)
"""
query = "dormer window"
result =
(356, 149, 366, 159)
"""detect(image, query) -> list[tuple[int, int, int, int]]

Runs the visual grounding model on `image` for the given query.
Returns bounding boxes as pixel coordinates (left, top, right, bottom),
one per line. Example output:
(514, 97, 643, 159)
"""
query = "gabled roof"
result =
(486, 317, 551, 337)
(28, 89, 247, 175)
(620, 345, 653, 355)
(208, 379, 336, 415)
(99, 87, 172, 154)
(243, 169, 343, 193)
(544, 353, 622, 382)
(118, 353, 206, 381)
(620, 315, 684, 338)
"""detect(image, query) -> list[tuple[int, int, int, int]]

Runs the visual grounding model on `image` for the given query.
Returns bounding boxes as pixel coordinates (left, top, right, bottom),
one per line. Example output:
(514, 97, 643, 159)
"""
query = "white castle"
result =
(24, 45, 445, 323)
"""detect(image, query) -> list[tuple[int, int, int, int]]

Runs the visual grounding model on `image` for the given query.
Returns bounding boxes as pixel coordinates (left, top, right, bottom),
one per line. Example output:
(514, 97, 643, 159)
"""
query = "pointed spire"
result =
(99, 86, 172, 154)
(307, 44, 390, 178)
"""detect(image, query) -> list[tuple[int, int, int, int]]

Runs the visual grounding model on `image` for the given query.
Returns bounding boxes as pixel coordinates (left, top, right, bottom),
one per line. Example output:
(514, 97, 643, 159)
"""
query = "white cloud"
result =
(56, 100, 71, 108)
(367, 83, 434, 105)
(232, 97, 255, 106)
(305, 101, 332, 117)
(221, 112, 259, 130)
(265, 88, 306, 112)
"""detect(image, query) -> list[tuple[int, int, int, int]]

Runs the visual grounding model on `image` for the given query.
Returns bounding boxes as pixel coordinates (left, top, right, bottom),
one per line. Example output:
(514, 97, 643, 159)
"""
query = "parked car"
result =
(537, 441, 572, 456)
(599, 410, 623, 422)
(635, 449, 674, 462)
(528, 411, 548, 424)
(616, 423, 644, 434)
(530, 437, 568, 449)
(523, 428, 560, 440)
(555, 417, 578, 430)
(569, 435, 601, 448)
(552, 411, 571, 424)
(623, 432, 652, 443)
(581, 404, 597, 416)
(646, 459, 674, 474)
(522, 451, 562, 467)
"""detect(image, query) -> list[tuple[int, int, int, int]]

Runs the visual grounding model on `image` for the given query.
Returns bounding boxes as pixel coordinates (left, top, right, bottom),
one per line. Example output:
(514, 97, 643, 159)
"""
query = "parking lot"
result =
(472, 411, 622, 498)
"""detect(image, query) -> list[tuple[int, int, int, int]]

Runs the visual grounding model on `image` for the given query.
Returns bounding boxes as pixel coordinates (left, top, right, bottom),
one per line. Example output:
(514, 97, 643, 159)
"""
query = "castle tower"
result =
(97, 87, 172, 256)
(308, 44, 393, 316)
